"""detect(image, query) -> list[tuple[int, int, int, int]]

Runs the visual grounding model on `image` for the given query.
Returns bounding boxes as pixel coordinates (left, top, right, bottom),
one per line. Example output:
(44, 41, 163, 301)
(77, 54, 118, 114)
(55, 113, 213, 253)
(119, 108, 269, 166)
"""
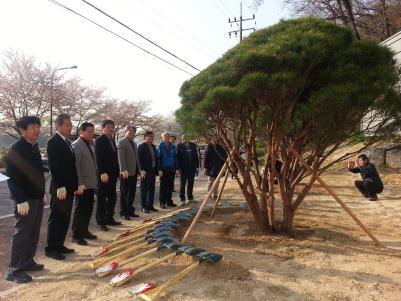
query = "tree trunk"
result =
(380, 0, 392, 39)
(282, 206, 295, 234)
(341, 0, 361, 39)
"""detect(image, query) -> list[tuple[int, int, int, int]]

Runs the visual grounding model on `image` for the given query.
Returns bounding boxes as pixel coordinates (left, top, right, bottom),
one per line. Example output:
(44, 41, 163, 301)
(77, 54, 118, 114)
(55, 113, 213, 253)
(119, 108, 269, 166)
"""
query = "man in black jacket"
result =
(348, 154, 384, 201)
(138, 131, 159, 213)
(204, 137, 227, 200)
(46, 114, 77, 260)
(177, 134, 199, 205)
(95, 119, 121, 230)
(5, 116, 45, 283)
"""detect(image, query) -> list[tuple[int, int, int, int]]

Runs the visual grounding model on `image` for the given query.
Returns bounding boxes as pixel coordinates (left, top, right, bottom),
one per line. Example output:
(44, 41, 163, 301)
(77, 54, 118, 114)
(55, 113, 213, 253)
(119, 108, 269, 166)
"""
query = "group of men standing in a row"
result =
(4, 114, 201, 284)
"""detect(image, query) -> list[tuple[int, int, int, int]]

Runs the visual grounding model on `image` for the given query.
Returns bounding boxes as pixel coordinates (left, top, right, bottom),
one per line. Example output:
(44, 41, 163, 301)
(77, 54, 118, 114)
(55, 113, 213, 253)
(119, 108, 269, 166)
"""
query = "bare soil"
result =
(1, 166, 401, 300)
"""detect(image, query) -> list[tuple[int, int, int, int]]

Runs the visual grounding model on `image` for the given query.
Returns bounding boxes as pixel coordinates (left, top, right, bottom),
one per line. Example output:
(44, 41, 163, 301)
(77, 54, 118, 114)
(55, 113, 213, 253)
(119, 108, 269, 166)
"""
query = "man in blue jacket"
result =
(348, 154, 384, 201)
(157, 132, 179, 208)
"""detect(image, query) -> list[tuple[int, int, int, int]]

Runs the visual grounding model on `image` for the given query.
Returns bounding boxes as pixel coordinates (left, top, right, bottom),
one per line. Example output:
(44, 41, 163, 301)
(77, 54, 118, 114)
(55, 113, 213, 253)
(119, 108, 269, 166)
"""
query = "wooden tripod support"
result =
(289, 146, 383, 247)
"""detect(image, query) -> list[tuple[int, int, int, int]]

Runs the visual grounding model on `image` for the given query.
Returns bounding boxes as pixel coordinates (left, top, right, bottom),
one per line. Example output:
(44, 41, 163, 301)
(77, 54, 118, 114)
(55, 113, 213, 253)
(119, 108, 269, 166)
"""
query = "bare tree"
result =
(96, 99, 152, 140)
(284, 0, 401, 41)
(54, 78, 106, 134)
(0, 50, 62, 138)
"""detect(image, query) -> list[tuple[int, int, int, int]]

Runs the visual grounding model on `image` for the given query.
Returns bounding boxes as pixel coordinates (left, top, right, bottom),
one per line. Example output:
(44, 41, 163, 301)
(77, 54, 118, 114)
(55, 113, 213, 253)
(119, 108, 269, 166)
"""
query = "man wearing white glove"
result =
(6, 116, 45, 283)
(117, 125, 142, 220)
(46, 114, 78, 260)
(71, 123, 98, 246)
(95, 119, 121, 230)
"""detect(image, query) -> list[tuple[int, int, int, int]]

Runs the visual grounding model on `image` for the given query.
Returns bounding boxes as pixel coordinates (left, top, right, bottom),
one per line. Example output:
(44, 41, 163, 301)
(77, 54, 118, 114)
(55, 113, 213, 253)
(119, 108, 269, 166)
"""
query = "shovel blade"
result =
(109, 268, 134, 286)
(128, 282, 155, 295)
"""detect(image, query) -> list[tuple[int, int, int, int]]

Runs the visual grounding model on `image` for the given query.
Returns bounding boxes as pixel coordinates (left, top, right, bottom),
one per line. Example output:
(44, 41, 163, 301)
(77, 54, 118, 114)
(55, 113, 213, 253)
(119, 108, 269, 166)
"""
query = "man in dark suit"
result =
(138, 130, 159, 213)
(46, 114, 77, 260)
(177, 134, 199, 205)
(204, 137, 227, 201)
(95, 119, 121, 231)
(71, 122, 98, 246)
(5, 116, 45, 283)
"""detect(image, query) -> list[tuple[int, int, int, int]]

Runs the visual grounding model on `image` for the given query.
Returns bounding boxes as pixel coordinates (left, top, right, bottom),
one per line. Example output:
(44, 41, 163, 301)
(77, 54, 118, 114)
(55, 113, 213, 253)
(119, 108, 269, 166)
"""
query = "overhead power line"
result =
(135, 0, 221, 56)
(80, 0, 200, 72)
(209, 0, 230, 18)
(48, 0, 195, 76)
(216, 0, 235, 16)
(116, 0, 218, 60)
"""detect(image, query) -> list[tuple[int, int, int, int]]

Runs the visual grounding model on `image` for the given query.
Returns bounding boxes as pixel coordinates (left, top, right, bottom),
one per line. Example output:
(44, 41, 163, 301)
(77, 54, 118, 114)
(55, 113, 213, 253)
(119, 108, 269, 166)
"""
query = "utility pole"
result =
(228, 2, 256, 41)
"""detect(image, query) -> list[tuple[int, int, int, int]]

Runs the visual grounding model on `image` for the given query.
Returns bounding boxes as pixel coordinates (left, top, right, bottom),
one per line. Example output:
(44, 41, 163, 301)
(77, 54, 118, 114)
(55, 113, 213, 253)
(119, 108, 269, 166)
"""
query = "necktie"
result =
(65, 138, 73, 153)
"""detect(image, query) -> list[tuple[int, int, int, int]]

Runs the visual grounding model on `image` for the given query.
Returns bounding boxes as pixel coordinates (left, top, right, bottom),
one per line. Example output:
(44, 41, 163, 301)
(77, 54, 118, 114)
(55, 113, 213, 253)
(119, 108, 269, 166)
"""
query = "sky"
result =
(0, 0, 289, 115)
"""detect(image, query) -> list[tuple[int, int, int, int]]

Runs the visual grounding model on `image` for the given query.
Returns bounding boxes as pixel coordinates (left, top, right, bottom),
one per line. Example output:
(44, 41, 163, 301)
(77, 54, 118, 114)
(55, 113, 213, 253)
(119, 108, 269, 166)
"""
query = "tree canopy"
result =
(176, 17, 401, 232)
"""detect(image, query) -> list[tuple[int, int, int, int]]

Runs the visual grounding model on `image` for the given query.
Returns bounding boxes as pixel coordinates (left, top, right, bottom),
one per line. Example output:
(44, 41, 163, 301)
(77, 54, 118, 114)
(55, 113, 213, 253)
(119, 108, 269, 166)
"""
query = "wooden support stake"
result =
(289, 146, 384, 247)
(181, 163, 228, 243)
(210, 170, 230, 218)
(139, 261, 200, 301)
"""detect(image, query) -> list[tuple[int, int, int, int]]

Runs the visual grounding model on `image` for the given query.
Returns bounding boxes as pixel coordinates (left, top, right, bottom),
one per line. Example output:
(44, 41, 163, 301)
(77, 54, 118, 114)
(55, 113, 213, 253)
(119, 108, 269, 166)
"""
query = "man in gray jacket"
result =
(71, 122, 98, 245)
(118, 125, 145, 220)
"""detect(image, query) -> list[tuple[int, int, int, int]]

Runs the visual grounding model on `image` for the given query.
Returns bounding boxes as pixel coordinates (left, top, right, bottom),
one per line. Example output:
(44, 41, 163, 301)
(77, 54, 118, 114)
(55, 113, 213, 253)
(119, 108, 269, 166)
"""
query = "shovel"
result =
(110, 244, 205, 287)
(141, 207, 194, 223)
(117, 208, 193, 238)
(92, 236, 176, 269)
(91, 228, 174, 260)
(90, 230, 149, 259)
(138, 252, 223, 301)
(96, 240, 180, 278)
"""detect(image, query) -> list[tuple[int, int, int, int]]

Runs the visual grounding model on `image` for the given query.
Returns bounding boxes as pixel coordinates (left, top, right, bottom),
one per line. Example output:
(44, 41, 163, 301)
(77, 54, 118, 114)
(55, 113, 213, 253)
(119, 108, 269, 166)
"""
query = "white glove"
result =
(121, 170, 129, 179)
(100, 173, 109, 183)
(77, 185, 86, 195)
(159, 171, 163, 178)
(17, 202, 29, 216)
(57, 187, 67, 200)
(140, 170, 146, 179)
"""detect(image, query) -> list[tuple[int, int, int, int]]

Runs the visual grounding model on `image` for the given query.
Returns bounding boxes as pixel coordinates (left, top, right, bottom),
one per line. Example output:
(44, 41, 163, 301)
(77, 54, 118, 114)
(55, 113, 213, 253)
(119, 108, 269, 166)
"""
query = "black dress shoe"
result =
(83, 232, 97, 240)
(149, 207, 159, 212)
(121, 215, 131, 220)
(98, 224, 108, 231)
(57, 245, 75, 253)
(72, 237, 88, 246)
(6, 270, 32, 283)
(25, 262, 44, 271)
(106, 218, 122, 225)
(129, 213, 140, 217)
(141, 208, 150, 213)
(45, 250, 65, 260)
(167, 202, 177, 207)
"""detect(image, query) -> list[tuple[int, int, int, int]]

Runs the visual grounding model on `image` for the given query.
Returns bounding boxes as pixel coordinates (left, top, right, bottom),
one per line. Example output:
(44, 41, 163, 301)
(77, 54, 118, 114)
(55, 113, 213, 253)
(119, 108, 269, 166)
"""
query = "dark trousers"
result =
(47, 188, 74, 251)
(159, 169, 175, 205)
(179, 169, 195, 201)
(96, 176, 117, 224)
(10, 199, 44, 272)
(119, 175, 137, 216)
(354, 178, 379, 198)
(140, 169, 156, 209)
(72, 189, 95, 239)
